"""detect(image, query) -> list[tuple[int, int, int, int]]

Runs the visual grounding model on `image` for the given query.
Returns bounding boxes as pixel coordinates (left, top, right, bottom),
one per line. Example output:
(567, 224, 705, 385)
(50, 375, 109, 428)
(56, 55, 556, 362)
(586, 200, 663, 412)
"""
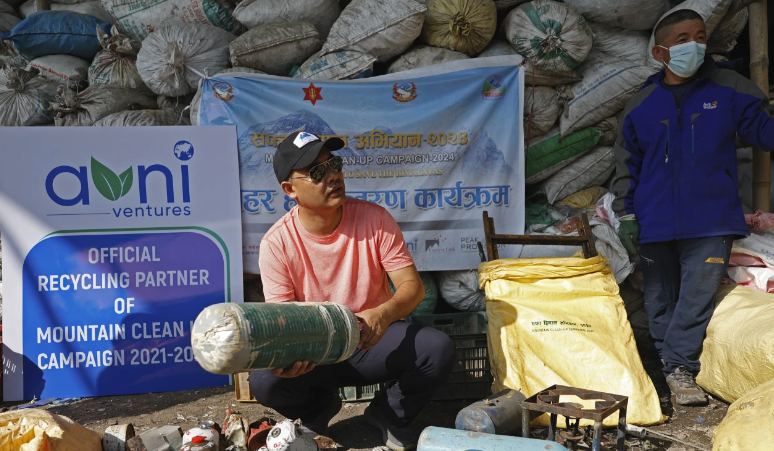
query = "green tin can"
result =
(191, 302, 360, 374)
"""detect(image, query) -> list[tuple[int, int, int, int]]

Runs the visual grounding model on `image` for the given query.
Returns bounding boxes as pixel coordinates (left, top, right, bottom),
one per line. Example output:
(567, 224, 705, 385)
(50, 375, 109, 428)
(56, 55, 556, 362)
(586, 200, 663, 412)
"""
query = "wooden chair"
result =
(479, 211, 598, 262)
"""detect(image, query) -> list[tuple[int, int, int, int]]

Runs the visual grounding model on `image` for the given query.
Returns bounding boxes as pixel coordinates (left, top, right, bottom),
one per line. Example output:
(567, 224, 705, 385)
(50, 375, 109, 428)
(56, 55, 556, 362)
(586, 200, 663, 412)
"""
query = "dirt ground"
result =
(0, 379, 727, 451)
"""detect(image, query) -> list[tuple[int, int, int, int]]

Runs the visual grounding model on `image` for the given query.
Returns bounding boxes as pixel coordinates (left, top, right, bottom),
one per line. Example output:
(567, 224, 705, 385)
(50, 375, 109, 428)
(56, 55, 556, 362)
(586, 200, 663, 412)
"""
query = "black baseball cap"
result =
(273, 131, 345, 183)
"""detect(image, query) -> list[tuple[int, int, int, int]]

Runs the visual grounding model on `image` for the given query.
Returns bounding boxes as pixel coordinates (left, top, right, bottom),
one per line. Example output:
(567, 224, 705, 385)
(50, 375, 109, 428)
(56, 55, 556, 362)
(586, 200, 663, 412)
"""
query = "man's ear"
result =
(281, 180, 297, 198)
(652, 45, 669, 64)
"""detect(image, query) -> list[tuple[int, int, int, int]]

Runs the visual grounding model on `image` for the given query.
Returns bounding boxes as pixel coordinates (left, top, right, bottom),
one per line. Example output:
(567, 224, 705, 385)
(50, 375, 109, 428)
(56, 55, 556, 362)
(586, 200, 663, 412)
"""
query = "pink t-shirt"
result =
(259, 198, 415, 313)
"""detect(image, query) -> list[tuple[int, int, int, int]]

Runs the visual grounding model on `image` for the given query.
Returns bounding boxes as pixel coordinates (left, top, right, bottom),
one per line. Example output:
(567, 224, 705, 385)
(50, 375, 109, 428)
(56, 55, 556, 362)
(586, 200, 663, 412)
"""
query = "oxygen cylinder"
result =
(418, 427, 568, 451)
(191, 302, 360, 374)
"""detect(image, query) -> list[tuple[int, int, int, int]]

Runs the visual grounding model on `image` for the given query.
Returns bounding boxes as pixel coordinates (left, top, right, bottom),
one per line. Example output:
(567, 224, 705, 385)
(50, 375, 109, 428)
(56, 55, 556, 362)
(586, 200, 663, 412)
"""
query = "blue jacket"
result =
(612, 57, 774, 243)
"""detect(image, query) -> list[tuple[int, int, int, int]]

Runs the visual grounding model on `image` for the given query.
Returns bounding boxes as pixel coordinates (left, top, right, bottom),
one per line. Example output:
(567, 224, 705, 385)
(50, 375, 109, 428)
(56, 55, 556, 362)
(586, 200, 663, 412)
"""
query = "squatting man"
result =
(248, 131, 455, 451)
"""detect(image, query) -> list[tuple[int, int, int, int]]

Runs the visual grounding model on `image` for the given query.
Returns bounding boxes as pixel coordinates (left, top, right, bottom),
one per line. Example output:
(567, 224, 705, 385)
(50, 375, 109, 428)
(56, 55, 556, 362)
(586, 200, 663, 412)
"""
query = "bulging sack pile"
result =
(320, 0, 427, 62)
(420, 0, 496, 57)
(229, 22, 320, 76)
(696, 285, 774, 403)
(50, 84, 156, 126)
(0, 64, 57, 126)
(712, 378, 774, 451)
(387, 44, 468, 74)
(137, 24, 234, 97)
(502, 0, 593, 73)
(100, 0, 242, 42)
(88, 25, 149, 93)
(232, 0, 340, 41)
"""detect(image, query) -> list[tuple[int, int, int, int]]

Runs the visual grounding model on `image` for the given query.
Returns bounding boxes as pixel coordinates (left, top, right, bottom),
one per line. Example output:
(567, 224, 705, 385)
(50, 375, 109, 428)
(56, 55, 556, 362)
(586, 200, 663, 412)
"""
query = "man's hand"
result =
(271, 361, 315, 378)
(618, 215, 640, 255)
(355, 307, 391, 351)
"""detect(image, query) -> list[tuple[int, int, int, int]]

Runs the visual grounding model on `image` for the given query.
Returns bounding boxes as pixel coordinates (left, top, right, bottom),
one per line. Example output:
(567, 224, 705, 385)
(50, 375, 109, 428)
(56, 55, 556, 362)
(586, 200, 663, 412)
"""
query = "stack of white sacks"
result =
(0, 0, 752, 299)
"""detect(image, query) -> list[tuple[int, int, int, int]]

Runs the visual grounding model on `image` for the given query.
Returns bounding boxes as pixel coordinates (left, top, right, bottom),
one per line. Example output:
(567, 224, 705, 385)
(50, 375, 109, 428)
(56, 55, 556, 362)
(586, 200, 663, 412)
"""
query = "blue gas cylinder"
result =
(418, 427, 568, 451)
(455, 389, 526, 436)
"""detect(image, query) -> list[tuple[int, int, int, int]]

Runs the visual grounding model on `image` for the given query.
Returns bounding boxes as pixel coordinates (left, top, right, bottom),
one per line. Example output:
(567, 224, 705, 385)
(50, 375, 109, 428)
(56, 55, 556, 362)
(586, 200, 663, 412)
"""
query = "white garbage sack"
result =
(28, 55, 89, 83)
(320, 0, 427, 62)
(560, 50, 653, 138)
(190, 67, 265, 125)
(0, 65, 57, 126)
(437, 270, 485, 312)
(229, 22, 321, 76)
(590, 216, 636, 284)
(19, 0, 116, 24)
(100, 0, 241, 42)
(540, 146, 615, 204)
(0, 1, 20, 32)
(137, 24, 235, 97)
(93, 104, 189, 126)
(420, 0, 496, 56)
(493, 0, 528, 10)
(52, 0, 100, 5)
(589, 22, 650, 63)
(88, 25, 150, 93)
(477, 39, 582, 87)
(232, 0, 340, 41)
(646, 0, 733, 71)
(707, 7, 748, 54)
(563, 0, 669, 31)
(293, 50, 376, 80)
(387, 44, 468, 74)
(51, 84, 156, 126)
(524, 86, 561, 137)
(502, 0, 593, 73)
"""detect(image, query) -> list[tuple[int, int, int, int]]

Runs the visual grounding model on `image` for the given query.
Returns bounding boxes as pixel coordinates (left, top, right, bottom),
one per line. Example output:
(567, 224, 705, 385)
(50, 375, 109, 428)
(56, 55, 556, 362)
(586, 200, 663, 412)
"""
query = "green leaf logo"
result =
(91, 157, 133, 201)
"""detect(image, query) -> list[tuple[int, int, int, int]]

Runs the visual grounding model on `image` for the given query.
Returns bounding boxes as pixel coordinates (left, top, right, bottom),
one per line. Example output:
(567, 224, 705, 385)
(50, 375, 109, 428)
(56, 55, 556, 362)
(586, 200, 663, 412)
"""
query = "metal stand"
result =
(480, 211, 598, 262)
(521, 385, 628, 451)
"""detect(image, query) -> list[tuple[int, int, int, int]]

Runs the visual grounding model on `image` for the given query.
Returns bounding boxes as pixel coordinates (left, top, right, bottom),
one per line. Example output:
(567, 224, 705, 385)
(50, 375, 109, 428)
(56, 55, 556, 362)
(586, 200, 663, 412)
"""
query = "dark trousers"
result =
(640, 235, 733, 377)
(248, 321, 455, 428)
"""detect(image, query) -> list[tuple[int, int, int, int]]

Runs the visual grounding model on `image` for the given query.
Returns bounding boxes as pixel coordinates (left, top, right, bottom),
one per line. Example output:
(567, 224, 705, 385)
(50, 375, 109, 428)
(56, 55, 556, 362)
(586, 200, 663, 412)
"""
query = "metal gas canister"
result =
(455, 389, 526, 436)
(183, 421, 220, 447)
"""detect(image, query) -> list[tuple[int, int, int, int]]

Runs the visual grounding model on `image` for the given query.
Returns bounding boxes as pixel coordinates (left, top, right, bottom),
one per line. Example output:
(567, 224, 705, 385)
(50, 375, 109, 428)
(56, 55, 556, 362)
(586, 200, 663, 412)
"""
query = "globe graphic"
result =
(174, 141, 194, 161)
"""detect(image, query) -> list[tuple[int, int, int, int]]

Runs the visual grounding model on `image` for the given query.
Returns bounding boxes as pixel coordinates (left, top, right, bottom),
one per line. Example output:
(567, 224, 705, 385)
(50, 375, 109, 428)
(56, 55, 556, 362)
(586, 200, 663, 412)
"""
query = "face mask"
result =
(658, 41, 706, 78)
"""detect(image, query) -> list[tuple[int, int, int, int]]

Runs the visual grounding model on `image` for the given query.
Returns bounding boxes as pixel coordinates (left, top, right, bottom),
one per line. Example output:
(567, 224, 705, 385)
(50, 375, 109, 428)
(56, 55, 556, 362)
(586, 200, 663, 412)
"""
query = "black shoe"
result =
(666, 366, 707, 406)
(364, 403, 418, 451)
(302, 392, 342, 437)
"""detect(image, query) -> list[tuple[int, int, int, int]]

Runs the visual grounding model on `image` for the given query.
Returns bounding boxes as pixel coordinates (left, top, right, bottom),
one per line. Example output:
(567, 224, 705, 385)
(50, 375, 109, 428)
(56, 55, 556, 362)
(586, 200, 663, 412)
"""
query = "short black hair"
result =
(654, 9, 705, 45)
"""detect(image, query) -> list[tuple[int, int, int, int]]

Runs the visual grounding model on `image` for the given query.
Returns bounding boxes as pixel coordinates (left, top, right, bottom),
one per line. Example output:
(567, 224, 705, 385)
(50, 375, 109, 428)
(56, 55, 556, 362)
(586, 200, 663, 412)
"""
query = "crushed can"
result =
(181, 436, 217, 451)
(183, 421, 220, 447)
(223, 409, 250, 449)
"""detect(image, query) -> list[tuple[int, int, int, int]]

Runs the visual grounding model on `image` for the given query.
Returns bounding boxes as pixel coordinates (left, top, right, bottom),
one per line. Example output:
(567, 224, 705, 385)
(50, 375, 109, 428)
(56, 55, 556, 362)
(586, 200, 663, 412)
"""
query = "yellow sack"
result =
(712, 377, 774, 451)
(555, 186, 608, 209)
(697, 285, 774, 403)
(0, 408, 102, 451)
(479, 255, 666, 427)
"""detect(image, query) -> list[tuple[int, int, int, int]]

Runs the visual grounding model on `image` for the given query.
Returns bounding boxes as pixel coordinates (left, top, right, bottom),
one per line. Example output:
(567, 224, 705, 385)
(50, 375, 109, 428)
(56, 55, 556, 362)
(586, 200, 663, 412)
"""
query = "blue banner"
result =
(198, 57, 525, 271)
(0, 126, 243, 400)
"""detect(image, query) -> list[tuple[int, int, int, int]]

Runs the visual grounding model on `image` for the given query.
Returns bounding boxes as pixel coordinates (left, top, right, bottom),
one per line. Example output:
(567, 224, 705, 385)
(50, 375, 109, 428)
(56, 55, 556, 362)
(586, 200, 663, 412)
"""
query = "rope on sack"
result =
(524, 60, 537, 150)
(556, 84, 574, 119)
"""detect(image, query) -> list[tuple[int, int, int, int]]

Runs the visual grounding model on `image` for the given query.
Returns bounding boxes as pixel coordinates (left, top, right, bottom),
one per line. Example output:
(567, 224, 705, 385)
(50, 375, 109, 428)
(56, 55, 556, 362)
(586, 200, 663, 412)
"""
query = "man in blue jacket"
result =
(612, 9, 774, 406)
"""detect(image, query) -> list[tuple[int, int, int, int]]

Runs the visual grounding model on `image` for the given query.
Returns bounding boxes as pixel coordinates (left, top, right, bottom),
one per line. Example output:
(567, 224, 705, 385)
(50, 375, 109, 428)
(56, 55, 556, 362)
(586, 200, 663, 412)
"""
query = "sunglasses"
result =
(289, 156, 344, 184)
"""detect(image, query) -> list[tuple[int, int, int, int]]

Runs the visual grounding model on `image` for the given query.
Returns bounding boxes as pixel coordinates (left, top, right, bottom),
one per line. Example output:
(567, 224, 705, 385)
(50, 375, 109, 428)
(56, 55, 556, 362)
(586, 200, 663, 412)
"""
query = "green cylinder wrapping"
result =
(191, 302, 360, 374)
